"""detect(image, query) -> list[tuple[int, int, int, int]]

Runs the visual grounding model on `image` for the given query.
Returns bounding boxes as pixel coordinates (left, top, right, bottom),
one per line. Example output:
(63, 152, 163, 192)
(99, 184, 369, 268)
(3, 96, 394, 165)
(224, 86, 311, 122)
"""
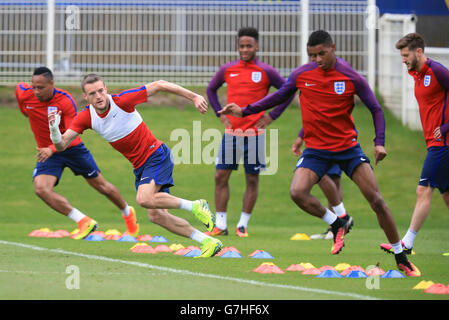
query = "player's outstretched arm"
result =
(48, 111, 79, 151)
(145, 80, 208, 114)
(218, 103, 243, 117)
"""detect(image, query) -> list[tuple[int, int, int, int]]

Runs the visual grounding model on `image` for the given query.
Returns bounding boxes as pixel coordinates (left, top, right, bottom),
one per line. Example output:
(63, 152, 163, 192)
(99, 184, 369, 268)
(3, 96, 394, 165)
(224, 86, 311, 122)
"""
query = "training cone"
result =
(345, 270, 368, 278)
(131, 244, 157, 254)
(154, 245, 172, 252)
(105, 229, 121, 236)
(424, 283, 449, 295)
(84, 234, 105, 241)
(137, 234, 153, 241)
(319, 265, 336, 272)
(413, 280, 435, 290)
(55, 230, 71, 237)
(317, 269, 343, 278)
(285, 264, 306, 272)
(290, 233, 311, 240)
(91, 231, 106, 237)
(219, 251, 243, 258)
(251, 251, 274, 259)
(366, 267, 385, 276)
(174, 248, 192, 255)
(184, 249, 201, 257)
(186, 245, 201, 251)
(381, 270, 406, 278)
(334, 263, 352, 271)
(302, 268, 321, 275)
(46, 232, 64, 238)
(150, 236, 168, 243)
(341, 265, 366, 276)
(253, 262, 284, 274)
(117, 235, 137, 242)
(299, 262, 316, 270)
(104, 234, 121, 240)
(169, 243, 185, 251)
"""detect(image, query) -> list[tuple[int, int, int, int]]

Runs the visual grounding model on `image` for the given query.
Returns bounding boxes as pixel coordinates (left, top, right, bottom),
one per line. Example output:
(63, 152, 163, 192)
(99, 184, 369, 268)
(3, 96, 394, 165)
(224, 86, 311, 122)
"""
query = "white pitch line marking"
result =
(0, 240, 380, 300)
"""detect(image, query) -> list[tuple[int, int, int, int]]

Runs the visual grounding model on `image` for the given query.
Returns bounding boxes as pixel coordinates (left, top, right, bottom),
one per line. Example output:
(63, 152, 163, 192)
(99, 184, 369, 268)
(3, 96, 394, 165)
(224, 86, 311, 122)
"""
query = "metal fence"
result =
(0, 0, 373, 86)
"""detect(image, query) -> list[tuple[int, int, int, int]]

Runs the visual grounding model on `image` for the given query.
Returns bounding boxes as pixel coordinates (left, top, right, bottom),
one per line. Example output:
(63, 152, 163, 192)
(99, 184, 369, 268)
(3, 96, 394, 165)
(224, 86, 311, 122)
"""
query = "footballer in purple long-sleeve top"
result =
(220, 30, 420, 276)
(380, 33, 449, 261)
(206, 27, 295, 238)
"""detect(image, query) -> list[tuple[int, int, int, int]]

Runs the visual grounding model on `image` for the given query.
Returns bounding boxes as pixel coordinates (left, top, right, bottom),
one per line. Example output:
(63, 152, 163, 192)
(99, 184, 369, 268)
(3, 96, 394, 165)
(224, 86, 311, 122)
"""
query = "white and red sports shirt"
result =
(70, 86, 163, 168)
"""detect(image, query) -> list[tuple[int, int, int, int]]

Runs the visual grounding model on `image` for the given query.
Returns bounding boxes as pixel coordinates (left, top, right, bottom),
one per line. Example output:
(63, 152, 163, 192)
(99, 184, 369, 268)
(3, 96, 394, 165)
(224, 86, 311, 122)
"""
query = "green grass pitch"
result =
(1, 86, 448, 301)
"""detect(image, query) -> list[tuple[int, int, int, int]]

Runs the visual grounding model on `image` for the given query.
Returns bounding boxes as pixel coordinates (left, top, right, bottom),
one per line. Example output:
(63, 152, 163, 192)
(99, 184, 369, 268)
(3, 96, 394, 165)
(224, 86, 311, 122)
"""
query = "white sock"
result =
(321, 208, 338, 225)
(121, 203, 130, 217)
(68, 208, 86, 223)
(179, 198, 193, 211)
(402, 229, 417, 249)
(216, 212, 227, 230)
(391, 241, 403, 254)
(190, 229, 209, 243)
(236, 212, 251, 229)
(332, 202, 346, 217)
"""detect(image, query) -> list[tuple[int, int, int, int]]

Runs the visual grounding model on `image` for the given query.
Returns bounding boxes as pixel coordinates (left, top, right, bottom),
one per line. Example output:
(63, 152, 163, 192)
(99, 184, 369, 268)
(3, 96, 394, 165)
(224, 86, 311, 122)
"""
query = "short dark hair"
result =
(238, 27, 259, 42)
(307, 30, 333, 47)
(395, 33, 425, 52)
(81, 73, 104, 92)
(33, 66, 53, 81)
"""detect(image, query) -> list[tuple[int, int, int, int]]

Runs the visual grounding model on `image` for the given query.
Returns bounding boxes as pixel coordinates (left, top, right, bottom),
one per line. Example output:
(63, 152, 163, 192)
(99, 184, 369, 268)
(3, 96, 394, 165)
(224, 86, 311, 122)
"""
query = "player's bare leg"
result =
(235, 173, 259, 237)
(318, 175, 342, 208)
(351, 163, 400, 243)
(147, 208, 194, 237)
(290, 167, 352, 254)
(408, 185, 433, 233)
(442, 190, 449, 209)
(33, 174, 72, 215)
(85, 173, 127, 210)
(137, 180, 215, 232)
(214, 169, 232, 212)
(290, 167, 326, 217)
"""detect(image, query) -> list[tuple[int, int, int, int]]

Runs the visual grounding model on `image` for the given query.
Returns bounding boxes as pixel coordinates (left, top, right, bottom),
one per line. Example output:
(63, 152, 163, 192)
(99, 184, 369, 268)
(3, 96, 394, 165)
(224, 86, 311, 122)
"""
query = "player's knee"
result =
(148, 210, 164, 224)
(34, 184, 51, 199)
(290, 186, 306, 203)
(368, 192, 386, 212)
(215, 172, 229, 187)
(136, 194, 157, 209)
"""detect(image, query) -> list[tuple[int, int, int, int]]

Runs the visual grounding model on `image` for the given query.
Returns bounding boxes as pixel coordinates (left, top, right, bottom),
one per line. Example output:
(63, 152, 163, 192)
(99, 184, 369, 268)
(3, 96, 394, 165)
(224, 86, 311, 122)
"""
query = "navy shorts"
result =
(215, 133, 266, 175)
(295, 143, 370, 179)
(134, 143, 174, 193)
(419, 146, 449, 193)
(326, 164, 342, 178)
(32, 143, 100, 186)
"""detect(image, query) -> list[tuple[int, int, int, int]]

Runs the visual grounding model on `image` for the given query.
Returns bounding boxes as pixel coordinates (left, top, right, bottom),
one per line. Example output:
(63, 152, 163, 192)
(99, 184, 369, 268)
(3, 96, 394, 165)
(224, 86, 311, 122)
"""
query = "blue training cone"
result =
(381, 270, 406, 278)
(117, 235, 137, 242)
(316, 269, 343, 278)
(220, 251, 243, 258)
(251, 251, 274, 259)
(184, 249, 201, 257)
(84, 234, 105, 241)
(345, 270, 368, 278)
(150, 236, 168, 243)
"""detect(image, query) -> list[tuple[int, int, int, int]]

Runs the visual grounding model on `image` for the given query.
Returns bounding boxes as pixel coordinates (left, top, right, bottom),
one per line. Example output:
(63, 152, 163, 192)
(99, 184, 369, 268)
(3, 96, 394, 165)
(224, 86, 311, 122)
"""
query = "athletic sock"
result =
(321, 208, 338, 225)
(332, 202, 347, 217)
(179, 198, 193, 211)
(402, 228, 417, 249)
(121, 203, 130, 217)
(216, 212, 227, 230)
(190, 229, 209, 243)
(391, 241, 403, 254)
(68, 208, 86, 223)
(236, 212, 251, 229)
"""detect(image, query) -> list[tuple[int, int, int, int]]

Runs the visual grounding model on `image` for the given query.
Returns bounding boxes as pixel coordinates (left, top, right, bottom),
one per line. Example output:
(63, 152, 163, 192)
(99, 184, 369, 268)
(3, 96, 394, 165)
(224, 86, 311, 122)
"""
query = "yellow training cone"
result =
(413, 280, 434, 290)
(290, 233, 311, 240)
(169, 243, 185, 251)
(299, 262, 315, 269)
(39, 228, 52, 233)
(334, 263, 352, 271)
(105, 229, 122, 236)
